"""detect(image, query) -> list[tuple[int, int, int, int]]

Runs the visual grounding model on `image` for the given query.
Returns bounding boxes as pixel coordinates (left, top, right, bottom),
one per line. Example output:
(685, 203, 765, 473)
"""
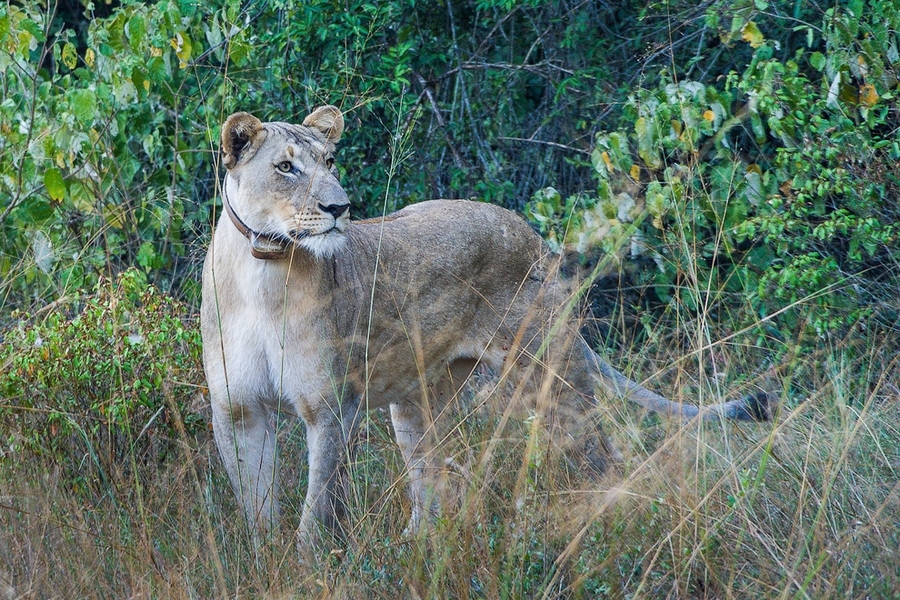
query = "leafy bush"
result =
(528, 1, 900, 339)
(3, 0, 759, 311)
(2, 0, 601, 310)
(0, 268, 204, 478)
(0, 1, 231, 308)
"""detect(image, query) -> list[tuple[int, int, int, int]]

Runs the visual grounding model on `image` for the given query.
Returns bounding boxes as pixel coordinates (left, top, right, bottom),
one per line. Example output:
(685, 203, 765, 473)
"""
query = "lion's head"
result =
(220, 105, 349, 259)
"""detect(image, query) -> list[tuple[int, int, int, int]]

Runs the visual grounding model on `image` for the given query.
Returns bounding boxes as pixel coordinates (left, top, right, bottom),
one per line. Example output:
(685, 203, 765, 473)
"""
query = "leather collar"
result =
(222, 184, 291, 260)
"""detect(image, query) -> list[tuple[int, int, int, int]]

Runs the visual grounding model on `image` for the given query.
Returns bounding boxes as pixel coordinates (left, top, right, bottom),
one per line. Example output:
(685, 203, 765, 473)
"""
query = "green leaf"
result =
(147, 56, 167, 82)
(126, 14, 146, 52)
(810, 52, 825, 71)
(136, 241, 161, 270)
(635, 117, 662, 169)
(44, 167, 66, 201)
(68, 89, 97, 124)
(61, 42, 77, 70)
(19, 15, 44, 43)
(20, 196, 54, 223)
(228, 36, 250, 67)
(132, 66, 149, 99)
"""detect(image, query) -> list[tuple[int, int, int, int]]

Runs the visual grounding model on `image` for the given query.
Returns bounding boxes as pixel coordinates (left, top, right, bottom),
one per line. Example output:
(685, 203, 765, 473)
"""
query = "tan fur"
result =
(201, 106, 771, 551)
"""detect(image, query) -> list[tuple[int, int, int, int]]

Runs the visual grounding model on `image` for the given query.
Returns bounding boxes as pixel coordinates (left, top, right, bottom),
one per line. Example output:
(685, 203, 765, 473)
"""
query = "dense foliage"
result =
(529, 1, 900, 340)
(0, 0, 898, 422)
(0, 0, 900, 316)
(1, 0, 897, 347)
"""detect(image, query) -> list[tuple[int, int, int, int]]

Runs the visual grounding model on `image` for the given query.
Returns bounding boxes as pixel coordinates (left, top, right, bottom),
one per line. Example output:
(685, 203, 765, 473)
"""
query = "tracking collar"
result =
(222, 185, 291, 260)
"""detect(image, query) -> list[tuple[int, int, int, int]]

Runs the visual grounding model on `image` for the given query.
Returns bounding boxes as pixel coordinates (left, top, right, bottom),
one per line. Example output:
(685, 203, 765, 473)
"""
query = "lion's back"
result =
(364, 199, 545, 265)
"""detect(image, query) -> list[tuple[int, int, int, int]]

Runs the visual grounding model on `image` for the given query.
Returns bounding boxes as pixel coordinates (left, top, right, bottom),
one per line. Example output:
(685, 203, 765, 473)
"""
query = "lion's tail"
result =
(583, 341, 773, 422)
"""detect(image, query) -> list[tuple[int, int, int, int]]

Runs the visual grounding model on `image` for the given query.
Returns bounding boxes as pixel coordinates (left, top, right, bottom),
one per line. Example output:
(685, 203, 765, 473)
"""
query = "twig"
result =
(398, 88, 427, 143)
(429, 61, 577, 84)
(413, 72, 465, 169)
(498, 136, 590, 155)
(475, 6, 522, 56)
(132, 404, 167, 449)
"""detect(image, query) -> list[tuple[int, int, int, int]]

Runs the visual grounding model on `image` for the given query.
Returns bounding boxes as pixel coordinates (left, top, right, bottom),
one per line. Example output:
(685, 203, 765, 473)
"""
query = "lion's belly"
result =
(348, 323, 505, 408)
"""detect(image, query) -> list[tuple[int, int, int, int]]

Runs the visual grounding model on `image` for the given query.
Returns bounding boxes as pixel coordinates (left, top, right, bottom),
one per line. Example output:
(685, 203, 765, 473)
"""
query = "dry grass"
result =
(2, 317, 898, 599)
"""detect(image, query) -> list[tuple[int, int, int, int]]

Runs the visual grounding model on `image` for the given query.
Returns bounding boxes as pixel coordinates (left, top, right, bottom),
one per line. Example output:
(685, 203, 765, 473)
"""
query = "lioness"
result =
(201, 106, 771, 548)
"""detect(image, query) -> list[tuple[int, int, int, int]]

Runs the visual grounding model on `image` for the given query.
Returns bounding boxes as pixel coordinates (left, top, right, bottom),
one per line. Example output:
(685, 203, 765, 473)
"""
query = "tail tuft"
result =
(738, 391, 775, 421)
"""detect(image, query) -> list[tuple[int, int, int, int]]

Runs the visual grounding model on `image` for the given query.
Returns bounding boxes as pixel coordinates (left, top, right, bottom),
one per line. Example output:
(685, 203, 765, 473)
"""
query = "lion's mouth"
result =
(288, 229, 310, 242)
(288, 224, 344, 244)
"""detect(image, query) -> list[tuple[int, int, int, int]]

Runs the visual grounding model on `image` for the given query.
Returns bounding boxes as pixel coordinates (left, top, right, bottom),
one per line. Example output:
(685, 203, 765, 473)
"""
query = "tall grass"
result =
(1, 275, 897, 599)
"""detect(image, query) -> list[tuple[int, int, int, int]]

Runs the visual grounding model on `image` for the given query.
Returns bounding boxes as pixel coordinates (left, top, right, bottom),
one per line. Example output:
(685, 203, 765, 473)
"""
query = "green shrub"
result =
(0, 0, 713, 311)
(0, 2, 232, 305)
(528, 1, 900, 340)
(0, 268, 204, 479)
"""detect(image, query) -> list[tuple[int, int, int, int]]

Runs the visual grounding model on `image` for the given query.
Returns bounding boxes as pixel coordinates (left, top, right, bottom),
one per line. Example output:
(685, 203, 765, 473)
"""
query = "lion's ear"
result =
(222, 112, 264, 170)
(303, 105, 344, 144)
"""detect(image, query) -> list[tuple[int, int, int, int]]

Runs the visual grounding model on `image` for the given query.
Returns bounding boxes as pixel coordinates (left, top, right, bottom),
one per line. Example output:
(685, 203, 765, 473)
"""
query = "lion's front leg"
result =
(296, 398, 361, 550)
(211, 400, 280, 542)
(389, 359, 475, 536)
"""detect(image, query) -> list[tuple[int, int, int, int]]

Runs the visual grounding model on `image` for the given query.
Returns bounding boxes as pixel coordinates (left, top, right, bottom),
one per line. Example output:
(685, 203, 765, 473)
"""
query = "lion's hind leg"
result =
(526, 329, 625, 480)
(550, 397, 624, 481)
(389, 401, 443, 536)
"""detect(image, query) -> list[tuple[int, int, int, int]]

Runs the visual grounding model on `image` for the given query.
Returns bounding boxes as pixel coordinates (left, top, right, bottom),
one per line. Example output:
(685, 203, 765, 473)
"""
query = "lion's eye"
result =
(276, 161, 293, 173)
(325, 157, 335, 169)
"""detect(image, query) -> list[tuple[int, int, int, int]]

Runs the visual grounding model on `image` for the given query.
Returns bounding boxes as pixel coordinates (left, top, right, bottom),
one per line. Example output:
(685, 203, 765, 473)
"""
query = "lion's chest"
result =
(259, 308, 329, 402)
(211, 262, 341, 416)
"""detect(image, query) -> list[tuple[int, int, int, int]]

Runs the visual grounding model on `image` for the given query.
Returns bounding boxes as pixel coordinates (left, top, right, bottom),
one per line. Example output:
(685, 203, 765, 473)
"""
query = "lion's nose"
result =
(319, 203, 349, 218)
